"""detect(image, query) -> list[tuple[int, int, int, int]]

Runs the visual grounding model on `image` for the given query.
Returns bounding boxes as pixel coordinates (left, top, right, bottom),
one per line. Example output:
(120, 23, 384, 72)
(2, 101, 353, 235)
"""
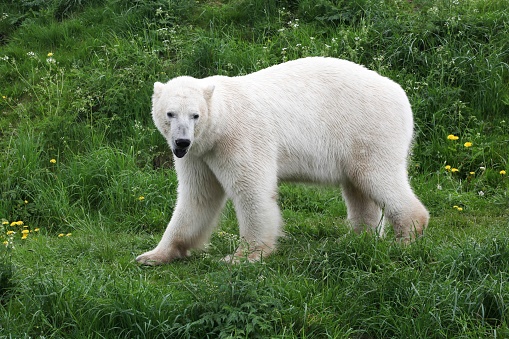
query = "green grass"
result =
(1, 0, 508, 337)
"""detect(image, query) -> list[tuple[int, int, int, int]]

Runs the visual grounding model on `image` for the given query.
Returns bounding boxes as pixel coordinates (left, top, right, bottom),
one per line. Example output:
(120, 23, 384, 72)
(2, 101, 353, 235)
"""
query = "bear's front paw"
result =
(136, 244, 192, 266)
(221, 246, 268, 264)
(136, 250, 172, 266)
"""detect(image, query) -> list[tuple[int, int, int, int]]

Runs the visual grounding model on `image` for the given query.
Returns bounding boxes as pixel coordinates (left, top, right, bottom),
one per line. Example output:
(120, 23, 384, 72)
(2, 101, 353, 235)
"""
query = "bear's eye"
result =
(166, 112, 175, 119)
(192, 114, 200, 120)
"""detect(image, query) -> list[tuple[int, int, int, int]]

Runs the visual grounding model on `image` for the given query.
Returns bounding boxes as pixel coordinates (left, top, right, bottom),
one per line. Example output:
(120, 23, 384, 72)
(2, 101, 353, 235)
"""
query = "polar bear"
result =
(136, 57, 429, 265)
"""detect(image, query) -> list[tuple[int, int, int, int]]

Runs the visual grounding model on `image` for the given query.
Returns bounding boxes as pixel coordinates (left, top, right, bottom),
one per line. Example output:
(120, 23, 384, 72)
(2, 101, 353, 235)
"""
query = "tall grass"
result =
(1, 0, 508, 337)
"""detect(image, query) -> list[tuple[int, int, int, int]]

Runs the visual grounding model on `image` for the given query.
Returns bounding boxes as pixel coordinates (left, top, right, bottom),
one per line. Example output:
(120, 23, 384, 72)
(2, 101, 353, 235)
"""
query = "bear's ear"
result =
(203, 84, 215, 101)
(153, 82, 165, 98)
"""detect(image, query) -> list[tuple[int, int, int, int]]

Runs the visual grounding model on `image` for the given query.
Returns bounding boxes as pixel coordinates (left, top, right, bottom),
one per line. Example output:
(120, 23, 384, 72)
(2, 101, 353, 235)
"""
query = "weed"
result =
(0, 0, 508, 337)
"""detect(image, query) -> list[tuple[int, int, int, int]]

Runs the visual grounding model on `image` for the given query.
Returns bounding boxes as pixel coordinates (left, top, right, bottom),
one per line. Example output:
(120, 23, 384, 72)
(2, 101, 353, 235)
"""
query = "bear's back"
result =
(205, 57, 414, 184)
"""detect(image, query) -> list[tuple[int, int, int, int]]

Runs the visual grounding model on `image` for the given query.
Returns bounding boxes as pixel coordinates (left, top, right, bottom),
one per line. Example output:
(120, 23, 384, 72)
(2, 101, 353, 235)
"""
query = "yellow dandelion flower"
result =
(138, 196, 145, 201)
(464, 142, 472, 148)
(2, 95, 6, 100)
(21, 235, 28, 240)
(21, 230, 29, 235)
(6, 231, 15, 235)
(457, 207, 463, 211)
(469, 172, 475, 175)
(24, 200, 28, 204)
(58, 233, 64, 237)
(501, 170, 507, 175)
(445, 165, 451, 171)
(66, 233, 72, 237)
(16, 221, 23, 226)
(50, 159, 57, 164)
(453, 205, 459, 209)
(451, 168, 459, 173)
(2, 221, 8, 225)
(447, 134, 459, 140)
(2, 241, 8, 246)
(10, 222, 16, 227)
(34, 228, 40, 232)
(47, 52, 53, 57)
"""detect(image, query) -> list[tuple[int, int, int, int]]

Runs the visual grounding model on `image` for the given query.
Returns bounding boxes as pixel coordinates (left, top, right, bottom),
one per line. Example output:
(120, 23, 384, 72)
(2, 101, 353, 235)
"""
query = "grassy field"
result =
(1, 0, 508, 337)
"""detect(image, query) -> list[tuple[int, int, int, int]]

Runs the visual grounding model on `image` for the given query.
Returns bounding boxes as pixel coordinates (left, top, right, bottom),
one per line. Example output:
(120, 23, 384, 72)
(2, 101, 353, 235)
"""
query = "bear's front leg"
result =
(136, 157, 226, 265)
(221, 174, 283, 264)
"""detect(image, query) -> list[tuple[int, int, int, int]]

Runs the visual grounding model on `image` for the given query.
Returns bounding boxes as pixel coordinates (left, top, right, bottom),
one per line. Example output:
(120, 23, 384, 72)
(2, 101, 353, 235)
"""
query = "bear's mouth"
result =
(173, 148, 188, 158)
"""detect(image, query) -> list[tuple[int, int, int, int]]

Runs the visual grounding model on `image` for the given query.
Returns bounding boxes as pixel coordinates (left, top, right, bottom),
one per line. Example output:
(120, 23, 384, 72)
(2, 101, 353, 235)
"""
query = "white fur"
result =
(136, 57, 429, 265)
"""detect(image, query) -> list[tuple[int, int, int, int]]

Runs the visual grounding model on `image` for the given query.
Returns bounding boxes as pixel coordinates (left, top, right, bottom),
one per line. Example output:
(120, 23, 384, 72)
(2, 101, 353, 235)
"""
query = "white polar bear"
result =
(136, 56, 429, 265)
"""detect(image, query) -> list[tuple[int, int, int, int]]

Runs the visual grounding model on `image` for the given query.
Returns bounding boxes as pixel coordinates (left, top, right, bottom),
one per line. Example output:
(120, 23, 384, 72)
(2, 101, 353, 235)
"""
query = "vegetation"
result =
(1, 0, 508, 337)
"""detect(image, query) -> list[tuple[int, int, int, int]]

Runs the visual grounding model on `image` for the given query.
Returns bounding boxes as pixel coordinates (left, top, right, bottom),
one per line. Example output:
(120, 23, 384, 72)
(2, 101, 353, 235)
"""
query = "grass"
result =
(1, 0, 508, 337)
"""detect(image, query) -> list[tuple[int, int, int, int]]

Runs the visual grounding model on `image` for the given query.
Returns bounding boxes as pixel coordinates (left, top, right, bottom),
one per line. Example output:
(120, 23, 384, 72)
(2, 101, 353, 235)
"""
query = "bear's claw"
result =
(136, 251, 169, 266)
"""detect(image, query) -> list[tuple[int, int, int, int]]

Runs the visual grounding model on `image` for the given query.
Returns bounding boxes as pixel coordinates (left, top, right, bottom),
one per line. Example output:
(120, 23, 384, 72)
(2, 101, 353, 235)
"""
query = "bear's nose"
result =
(175, 139, 191, 148)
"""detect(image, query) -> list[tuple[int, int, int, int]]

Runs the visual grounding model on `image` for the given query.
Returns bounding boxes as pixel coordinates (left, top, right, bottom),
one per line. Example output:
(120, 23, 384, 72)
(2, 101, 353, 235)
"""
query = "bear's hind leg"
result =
(341, 180, 385, 236)
(355, 168, 429, 242)
(386, 195, 429, 242)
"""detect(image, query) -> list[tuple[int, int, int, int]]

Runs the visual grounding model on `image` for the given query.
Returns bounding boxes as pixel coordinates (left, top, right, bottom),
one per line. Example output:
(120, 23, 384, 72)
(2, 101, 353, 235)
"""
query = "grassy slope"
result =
(1, 0, 508, 337)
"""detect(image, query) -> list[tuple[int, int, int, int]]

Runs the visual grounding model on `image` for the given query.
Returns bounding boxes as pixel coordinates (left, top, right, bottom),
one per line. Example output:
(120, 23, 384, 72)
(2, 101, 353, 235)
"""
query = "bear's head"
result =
(152, 76, 214, 158)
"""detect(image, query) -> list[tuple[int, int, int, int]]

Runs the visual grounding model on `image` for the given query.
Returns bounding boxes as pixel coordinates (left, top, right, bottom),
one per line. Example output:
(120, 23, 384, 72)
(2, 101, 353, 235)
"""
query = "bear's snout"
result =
(173, 148, 188, 158)
(175, 139, 191, 148)
(173, 138, 191, 158)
